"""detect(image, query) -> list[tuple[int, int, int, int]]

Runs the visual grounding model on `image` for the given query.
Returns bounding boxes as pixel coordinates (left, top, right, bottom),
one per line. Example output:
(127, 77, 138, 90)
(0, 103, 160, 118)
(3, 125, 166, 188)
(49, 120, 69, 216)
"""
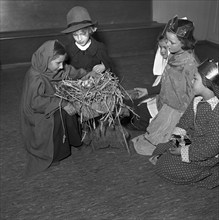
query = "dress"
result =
(133, 50, 198, 155)
(65, 36, 112, 72)
(20, 40, 87, 176)
(152, 96, 219, 189)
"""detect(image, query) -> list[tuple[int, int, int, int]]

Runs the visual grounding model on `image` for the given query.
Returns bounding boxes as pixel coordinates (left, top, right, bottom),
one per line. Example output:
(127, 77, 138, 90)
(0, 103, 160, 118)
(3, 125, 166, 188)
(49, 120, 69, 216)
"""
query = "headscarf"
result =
(31, 40, 66, 82)
(20, 40, 65, 176)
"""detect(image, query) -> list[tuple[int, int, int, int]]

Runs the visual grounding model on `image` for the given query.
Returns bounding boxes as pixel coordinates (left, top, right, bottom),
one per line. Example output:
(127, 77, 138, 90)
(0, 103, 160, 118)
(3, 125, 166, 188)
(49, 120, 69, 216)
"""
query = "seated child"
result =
(132, 16, 199, 155)
(150, 59, 219, 189)
(20, 40, 88, 176)
(62, 6, 113, 74)
(122, 34, 169, 131)
(62, 6, 115, 133)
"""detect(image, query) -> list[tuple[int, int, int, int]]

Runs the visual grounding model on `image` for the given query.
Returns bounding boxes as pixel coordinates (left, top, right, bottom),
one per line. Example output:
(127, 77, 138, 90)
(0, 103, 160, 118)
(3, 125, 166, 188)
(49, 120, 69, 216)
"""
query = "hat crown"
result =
(164, 16, 194, 38)
(67, 6, 92, 25)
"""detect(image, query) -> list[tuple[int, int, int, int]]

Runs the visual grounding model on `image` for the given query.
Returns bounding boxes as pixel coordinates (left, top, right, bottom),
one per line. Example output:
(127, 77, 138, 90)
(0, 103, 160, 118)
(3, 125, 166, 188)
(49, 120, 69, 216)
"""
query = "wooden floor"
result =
(0, 53, 219, 220)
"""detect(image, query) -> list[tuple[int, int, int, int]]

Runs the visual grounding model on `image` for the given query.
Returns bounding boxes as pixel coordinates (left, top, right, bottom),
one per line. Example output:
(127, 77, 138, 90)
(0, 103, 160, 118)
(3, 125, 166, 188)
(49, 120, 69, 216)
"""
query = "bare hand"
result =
(134, 88, 148, 98)
(92, 63, 106, 74)
(63, 102, 76, 116)
(81, 71, 100, 80)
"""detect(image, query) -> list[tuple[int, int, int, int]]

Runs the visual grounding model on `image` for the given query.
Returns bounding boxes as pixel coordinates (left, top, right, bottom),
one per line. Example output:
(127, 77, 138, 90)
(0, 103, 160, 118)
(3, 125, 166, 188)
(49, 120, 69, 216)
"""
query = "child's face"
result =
(192, 72, 206, 96)
(72, 29, 90, 46)
(158, 40, 169, 59)
(48, 55, 66, 73)
(166, 31, 183, 54)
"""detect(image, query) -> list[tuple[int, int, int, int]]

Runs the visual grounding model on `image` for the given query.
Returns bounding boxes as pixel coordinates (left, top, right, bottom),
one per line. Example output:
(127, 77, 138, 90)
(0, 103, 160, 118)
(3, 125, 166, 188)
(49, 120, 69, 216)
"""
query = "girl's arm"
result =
(30, 78, 62, 116)
(146, 84, 161, 96)
(96, 43, 113, 71)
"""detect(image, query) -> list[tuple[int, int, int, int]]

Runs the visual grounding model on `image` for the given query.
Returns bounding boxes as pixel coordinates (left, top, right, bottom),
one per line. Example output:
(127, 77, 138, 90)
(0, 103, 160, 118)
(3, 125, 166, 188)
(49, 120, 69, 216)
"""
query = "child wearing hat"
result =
(132, 16, 199, 155)
(149, 59, 219, 189)
(62, 6, 113, 75)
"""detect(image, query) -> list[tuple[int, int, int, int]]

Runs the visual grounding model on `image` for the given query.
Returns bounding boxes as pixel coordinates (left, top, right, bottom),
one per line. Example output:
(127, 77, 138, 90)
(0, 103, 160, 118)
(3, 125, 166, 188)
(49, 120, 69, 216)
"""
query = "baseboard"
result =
(0, 62, 30, 71)
(0, 50, 154, 70)
(196, 40, 219, 48)
(0, 23, 164, 67)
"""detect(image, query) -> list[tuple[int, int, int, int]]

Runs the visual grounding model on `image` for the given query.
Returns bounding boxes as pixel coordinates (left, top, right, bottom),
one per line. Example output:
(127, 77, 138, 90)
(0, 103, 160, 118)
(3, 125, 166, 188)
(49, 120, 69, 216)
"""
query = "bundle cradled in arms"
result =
(55, 71, 133, 125)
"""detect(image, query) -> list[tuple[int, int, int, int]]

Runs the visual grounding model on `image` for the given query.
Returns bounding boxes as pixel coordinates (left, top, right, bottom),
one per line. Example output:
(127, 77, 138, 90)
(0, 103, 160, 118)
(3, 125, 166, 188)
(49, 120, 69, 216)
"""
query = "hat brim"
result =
(61, 21, 97, 34)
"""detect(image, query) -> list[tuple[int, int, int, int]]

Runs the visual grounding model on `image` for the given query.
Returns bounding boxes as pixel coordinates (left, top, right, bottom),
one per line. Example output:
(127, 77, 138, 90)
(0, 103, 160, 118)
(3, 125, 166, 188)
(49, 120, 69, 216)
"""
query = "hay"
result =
(55, 70, 133, 124)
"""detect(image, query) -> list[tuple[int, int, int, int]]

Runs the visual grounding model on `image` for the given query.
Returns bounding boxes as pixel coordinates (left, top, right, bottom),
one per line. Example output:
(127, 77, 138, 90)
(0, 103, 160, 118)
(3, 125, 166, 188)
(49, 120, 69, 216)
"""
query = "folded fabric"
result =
(152, 75, 162, 87)
(145, 104, 183, 145)
(153, 47, 168, 76)
(132, 135, 156, 156)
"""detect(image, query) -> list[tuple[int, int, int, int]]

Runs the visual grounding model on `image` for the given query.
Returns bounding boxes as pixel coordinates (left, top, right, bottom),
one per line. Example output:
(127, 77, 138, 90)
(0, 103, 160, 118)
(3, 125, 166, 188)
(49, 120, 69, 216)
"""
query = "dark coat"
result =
(65, 37, 112, 72)
(20, 40, 87, 176)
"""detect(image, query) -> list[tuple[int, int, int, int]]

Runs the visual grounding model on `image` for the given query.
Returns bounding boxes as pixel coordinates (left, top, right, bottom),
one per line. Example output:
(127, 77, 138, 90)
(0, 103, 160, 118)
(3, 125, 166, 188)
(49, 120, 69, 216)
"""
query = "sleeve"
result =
(188, 114, 219, 162)
(176, 99, 195, 131)
(63, 64, 87, 80)
(169, 60, 196, 112)
(30, 78, 61, 115)
(96, 43, 113, 72)
(181, 60, 197, 107)
(147, 84, 161, 95)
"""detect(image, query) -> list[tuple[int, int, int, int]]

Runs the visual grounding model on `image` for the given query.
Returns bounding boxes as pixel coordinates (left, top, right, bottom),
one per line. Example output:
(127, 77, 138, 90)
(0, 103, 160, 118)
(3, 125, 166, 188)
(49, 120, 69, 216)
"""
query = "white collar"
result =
(75, 39, 91, 51)
(194, 96, 219, 110)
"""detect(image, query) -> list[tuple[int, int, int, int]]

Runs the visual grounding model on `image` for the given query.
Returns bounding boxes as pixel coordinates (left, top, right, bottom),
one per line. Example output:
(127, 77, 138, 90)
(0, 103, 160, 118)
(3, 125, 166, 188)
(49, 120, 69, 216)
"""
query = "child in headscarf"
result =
(62, 6, 113, 74)
(20, 40, 88, 176)
(133, 16, 199, 155)
(150, 59, 219, 189)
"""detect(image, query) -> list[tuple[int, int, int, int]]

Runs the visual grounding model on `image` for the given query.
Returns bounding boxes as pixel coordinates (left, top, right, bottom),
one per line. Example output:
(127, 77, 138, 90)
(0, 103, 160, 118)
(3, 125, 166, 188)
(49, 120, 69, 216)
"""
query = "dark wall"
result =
(1, 0, 152, 32)
(0, 0, 166, 67)
(195, 41, 219, 63)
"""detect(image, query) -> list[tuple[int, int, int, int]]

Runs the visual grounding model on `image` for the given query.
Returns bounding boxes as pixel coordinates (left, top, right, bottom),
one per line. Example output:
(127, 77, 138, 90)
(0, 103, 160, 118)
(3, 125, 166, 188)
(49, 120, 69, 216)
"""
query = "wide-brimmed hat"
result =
(62, 6, 97, 34)
(198, 59, 219, 98)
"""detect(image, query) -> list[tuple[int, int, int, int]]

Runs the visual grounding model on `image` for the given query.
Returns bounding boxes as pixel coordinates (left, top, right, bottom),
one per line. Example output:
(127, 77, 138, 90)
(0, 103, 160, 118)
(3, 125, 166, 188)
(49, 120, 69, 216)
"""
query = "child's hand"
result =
(169, 146, 182, 155)
(92, 63, 106, 74)
(63, 102, 77, 116)
(134, 88, 148, 98)
(81, 71, 100, 80)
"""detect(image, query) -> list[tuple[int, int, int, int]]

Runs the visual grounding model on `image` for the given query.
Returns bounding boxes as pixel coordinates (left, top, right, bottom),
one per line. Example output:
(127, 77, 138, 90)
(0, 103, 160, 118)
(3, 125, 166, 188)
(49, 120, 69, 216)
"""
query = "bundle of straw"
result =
(55, 71, 131, 123)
